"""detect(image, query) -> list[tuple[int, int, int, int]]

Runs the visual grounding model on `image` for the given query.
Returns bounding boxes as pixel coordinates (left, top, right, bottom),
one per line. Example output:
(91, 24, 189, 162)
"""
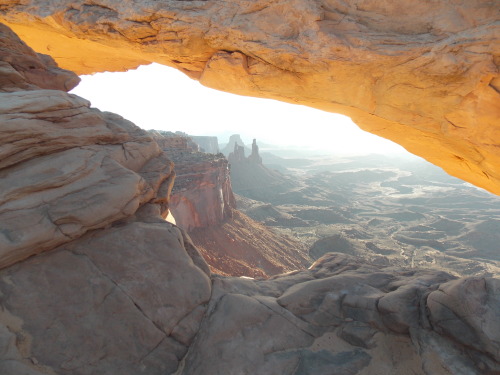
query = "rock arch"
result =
(2, 0, 499, 193)
(1, 0, 499, 194)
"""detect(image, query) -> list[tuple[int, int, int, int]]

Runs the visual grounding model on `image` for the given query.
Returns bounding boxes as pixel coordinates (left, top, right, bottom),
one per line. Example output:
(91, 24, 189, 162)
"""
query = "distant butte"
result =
(1, 0, 499, 194)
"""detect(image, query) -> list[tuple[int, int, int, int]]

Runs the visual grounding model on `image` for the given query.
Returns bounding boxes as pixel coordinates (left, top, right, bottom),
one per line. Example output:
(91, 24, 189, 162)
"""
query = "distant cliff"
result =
(170, 152, 235, 230)
(151, 133, 234, 230)
(150, 130, 199, 151)
(190, 136, 220, 154)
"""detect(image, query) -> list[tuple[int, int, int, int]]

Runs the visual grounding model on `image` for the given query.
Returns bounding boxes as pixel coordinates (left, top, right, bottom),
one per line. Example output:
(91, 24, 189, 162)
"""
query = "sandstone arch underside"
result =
(1, 0, 499, 194)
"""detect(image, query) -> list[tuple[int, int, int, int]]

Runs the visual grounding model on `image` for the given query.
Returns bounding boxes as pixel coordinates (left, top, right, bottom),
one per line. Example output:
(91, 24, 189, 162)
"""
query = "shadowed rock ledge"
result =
(0, 0, 499, 194)
(0, 23, 499, 375)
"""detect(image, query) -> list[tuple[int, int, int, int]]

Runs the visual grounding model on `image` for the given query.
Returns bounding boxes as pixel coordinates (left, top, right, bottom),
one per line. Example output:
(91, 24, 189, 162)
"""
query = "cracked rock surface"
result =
(0, 24, 175, 269)
(181, 253, 500, 375)
(0, 218, 211, 375)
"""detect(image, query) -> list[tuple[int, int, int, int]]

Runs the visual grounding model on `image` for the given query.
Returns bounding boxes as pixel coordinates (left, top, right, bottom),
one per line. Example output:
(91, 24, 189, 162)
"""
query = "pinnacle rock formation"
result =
(222, 133, 248, 157)
(228, 138, 295, 202)
(0, 22, 499, 375)
(227, 137, 263, 165)
(228, 143, 246, 164)
(0, 0, 499, 194)
(248, 138, 263, 164)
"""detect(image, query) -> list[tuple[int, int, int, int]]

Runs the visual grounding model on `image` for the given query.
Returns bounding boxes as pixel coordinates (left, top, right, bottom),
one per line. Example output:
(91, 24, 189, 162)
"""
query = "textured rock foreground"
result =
(1, 0, 499, 194)
(0, 23, 499, 375)
(182, 253, 500, 375)
(0, 24, 175, 269)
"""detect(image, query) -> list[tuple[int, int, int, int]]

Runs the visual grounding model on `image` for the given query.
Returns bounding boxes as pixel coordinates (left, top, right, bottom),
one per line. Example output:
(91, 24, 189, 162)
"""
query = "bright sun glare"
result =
(71, 63, 406, 155)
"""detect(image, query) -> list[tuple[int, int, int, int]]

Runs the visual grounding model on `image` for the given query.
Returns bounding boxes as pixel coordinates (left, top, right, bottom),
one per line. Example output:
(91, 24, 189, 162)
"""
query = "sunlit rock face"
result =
(170, 154, 235, 230)
(0, 24, 79, 92)
(1, 0, 499, 194)
(155, 135, 236, 230)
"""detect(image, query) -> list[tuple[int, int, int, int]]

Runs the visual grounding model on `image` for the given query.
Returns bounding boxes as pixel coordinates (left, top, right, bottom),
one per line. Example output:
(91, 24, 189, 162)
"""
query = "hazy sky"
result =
(71, 63, 406, 155)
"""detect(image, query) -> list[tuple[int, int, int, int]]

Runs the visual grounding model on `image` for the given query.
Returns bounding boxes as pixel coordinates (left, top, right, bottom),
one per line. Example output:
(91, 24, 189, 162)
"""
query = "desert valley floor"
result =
(232, 151, 500, 277)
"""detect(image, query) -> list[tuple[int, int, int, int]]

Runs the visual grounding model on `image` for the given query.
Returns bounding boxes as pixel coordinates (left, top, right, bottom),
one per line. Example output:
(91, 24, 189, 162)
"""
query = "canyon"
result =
(234, 149, 500, 277)
(0, 3, 499, 375)
(155, 132, 309, 277)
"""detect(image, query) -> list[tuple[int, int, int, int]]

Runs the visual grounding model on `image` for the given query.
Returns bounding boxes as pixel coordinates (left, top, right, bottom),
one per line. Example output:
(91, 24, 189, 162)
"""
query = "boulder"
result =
(0, 219, 211, 375)
(428, 277, 500, 363)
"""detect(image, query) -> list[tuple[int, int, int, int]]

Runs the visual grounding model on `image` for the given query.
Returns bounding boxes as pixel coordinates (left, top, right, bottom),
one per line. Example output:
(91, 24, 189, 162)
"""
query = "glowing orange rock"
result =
(1, 0, 498, 193)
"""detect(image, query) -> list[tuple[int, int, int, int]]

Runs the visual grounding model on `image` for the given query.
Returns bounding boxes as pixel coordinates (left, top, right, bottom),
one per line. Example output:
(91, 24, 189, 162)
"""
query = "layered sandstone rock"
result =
(0, 24, 175, 269)
(160, 141, 235, 231)
(0, 0, 499, 194)
(0, 24, 211, 374)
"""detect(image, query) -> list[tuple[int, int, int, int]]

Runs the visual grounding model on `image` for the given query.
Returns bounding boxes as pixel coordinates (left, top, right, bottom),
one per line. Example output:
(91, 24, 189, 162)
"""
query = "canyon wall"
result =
(154, 134, 234, 230)
(0, 0, 498, 194)
(158, 135, 309, 277)
(156, 136, 192, 152)
(0, 23, 499, 375)
(165, 147, 235, 231)
(152, 131, 200, 152)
